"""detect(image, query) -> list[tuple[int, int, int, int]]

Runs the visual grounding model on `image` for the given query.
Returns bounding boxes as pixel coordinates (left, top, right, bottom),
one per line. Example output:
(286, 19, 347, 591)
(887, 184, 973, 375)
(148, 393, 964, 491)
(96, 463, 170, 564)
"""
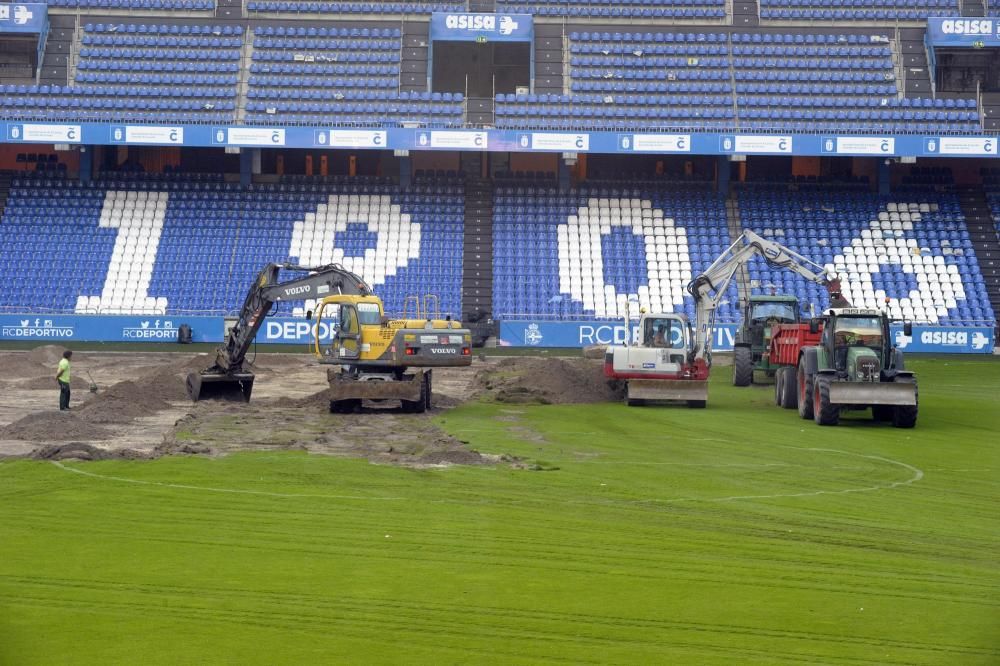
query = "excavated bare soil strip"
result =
(2, 349, 616, 466)
(474, 357, 623, 405)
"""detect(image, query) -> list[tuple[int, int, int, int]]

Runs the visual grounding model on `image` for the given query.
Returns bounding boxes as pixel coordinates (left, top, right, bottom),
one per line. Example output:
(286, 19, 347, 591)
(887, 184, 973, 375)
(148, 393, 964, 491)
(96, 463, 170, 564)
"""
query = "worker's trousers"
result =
(59, 380, 71, 411)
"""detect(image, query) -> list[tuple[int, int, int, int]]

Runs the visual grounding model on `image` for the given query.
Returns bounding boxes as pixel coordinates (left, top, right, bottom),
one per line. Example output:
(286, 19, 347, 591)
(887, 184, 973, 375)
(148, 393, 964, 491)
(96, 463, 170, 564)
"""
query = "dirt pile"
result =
(20, 375, 92, 390)
(138, 354, 214, 402)
(5, 345, 70, 376)
(474, 357, 623, 404)
(30, 442, 152, 461)
(1, 411, 112, 441)
(74, 380, 174, 424)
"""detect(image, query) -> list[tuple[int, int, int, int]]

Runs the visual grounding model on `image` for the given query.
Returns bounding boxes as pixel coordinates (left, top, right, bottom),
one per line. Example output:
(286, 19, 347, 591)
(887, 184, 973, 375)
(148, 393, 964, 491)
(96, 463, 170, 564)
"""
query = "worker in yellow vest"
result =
(56, 350, 73, 411)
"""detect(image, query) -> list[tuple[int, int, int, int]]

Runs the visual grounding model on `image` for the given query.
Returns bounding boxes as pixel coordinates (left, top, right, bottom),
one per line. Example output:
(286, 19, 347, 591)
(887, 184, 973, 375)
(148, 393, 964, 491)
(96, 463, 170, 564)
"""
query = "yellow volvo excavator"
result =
(187, 263, 472, 412)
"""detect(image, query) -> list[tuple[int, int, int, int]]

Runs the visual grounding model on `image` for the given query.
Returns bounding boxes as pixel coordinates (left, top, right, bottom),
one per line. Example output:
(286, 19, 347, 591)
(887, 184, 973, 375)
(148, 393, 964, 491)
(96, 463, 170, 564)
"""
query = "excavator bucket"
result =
(627, 378, 709, 404)
(186, 371, 255, 402)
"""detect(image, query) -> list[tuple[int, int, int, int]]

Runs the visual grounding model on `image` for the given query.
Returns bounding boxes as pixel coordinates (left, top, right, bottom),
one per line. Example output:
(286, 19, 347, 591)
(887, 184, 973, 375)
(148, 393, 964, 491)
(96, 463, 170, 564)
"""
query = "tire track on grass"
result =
(3, 576, 997, 663)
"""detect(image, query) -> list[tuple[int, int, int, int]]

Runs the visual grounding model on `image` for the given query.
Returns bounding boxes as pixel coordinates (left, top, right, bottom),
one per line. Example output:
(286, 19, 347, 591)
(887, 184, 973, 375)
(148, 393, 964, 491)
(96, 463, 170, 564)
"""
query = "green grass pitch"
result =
(1, 356, 998, 664)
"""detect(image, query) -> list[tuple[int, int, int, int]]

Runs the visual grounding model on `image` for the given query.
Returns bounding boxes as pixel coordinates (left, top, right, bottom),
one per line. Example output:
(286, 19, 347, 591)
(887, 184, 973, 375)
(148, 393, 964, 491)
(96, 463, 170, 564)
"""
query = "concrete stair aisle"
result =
(461, 177, 495, 345)
(956, 185, 1000, 331)
(725, 194, 752, 306)
(0, 173, 12, 223)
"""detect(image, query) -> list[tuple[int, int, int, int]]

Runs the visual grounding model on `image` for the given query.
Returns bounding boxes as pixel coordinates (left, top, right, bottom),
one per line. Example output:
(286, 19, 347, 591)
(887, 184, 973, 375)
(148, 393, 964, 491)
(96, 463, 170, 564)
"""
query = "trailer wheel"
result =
(796, 361, 814, 420)
(733, 346, 753, 387)
(773, 369, 784, 406)
(779, 367, 798, 409)
(891, 376, 918, 429)
(813, 376, 839, 426)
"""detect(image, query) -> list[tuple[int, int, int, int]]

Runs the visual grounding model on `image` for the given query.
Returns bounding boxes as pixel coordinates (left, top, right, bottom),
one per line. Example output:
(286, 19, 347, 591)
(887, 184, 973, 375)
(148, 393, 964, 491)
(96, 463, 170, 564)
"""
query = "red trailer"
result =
(766, 322, 823, 409)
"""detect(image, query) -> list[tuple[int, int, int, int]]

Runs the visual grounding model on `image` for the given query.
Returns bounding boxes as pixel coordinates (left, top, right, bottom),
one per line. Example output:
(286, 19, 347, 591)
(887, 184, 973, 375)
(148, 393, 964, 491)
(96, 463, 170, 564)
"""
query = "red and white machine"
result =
(604, 231, 841, 407)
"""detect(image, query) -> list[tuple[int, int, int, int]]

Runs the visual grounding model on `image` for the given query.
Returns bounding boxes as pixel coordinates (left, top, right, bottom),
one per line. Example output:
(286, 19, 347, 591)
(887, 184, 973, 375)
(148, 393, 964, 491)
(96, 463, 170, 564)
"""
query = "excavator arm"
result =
(187, 262, 373, 402)
(686, 231, 843, 363)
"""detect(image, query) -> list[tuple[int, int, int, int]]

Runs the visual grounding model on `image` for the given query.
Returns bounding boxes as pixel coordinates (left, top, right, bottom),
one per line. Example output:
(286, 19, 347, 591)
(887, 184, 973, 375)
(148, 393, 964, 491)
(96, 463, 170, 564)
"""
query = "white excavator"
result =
(604, 230, 842, 407)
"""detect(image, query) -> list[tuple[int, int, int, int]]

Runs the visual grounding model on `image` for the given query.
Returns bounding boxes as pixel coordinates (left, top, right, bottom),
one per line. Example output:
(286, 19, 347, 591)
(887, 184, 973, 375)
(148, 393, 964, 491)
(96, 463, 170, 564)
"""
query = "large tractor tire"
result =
(779, 366, 798, 409)
(796, 361, 814, 420)
(813, 376, 840, 426)
(733, 346, 753, 387)
(872, 405, 894, 422)
(891, 376, 918, 429)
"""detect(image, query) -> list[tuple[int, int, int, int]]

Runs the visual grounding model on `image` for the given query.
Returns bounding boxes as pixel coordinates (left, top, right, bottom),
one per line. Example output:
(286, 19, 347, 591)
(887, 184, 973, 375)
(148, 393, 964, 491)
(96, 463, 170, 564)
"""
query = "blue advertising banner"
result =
(429, 12, 533, 42)
(499, 320, 740, 351)
(926, 17, 1000, 47)
(0, 314, 339, 345)
(2, 120, 998, 158)
(499, 319, 995, 354)
(890, 324, 994, 353)
(0, 3, 47, 34)
(0, 314, 218, 343)
(0, 314, 993, 352)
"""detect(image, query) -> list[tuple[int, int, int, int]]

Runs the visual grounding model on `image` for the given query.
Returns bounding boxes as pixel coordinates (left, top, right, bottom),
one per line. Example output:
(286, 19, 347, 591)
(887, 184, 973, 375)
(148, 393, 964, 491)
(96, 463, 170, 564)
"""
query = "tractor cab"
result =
(822, 308, 891, 381)
(742, 295, 800, 349)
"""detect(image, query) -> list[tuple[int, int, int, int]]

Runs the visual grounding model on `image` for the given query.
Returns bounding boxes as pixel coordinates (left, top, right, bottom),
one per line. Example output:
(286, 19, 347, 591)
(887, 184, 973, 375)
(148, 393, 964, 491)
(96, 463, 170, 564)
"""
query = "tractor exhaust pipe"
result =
(186, 371, 255, 403)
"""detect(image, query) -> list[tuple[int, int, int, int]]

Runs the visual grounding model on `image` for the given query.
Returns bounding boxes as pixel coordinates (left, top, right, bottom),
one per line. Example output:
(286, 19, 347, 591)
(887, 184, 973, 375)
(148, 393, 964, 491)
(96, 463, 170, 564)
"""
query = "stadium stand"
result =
(737, 186, 994, 325)
(1, 23, 240, 123)
(0, 174, 463, 318)
(245, 25, 463, 126)
(495, 0, 725, 18)
(245, 1, 463, 14)
(492, 181, 739, 322)
(495, 30, 979, 133)
(44, 0, 215, 9)
(758, 0, 959, 22)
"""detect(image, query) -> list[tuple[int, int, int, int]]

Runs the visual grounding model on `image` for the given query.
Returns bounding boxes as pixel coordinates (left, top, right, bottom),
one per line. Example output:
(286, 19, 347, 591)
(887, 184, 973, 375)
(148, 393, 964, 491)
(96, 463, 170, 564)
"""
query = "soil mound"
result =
(5, 345, 71, 376)
(74, 380, 173, 424)
(21, 375, 92, 390)
(417, 449, 490, 465)
(1, 411, 112, 441)
(138, 355, 214, 402)
(27, 345, 70, 366)
(474, 357, 623, 404)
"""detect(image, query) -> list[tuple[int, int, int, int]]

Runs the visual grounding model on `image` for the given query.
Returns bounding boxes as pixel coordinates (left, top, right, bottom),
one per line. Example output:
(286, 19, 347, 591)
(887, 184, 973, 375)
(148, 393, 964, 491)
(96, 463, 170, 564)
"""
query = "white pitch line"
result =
(47, 447, 925, 507)
(640, 448, 924, 505)
(49, 461, 406, 501)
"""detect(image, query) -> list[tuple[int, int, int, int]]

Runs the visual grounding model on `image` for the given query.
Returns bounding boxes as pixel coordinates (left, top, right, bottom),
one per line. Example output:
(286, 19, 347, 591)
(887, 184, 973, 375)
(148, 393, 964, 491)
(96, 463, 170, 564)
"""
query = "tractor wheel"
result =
(891, 376, 918, 429)
(733, 346, 753, 387)
(779, 366, 798, 409)
(687, 400, 707, 409)
(813, 376, 840, 426)
(872, 405, 894, 422)
(796, 361, 814, 420)
(773, 368, 784, 406)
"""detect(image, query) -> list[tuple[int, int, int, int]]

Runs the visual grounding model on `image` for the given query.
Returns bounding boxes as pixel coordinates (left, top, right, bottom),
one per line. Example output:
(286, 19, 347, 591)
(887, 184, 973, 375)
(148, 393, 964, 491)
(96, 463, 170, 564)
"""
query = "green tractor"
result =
(732, 294, 801, 386)
(795, 308, 917, 428)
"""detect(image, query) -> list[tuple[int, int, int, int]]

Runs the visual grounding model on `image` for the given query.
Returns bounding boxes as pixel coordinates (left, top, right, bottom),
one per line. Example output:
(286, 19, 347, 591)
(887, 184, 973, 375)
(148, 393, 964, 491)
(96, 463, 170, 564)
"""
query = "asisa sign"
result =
(926, 17, 1000, 46)
(429, 12, 533, 42)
